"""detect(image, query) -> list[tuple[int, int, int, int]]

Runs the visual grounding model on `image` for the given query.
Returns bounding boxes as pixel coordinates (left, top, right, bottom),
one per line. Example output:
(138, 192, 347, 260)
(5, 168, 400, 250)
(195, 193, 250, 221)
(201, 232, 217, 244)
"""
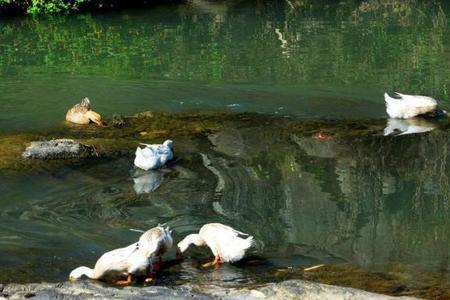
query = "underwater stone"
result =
(22, 139, 93, 159)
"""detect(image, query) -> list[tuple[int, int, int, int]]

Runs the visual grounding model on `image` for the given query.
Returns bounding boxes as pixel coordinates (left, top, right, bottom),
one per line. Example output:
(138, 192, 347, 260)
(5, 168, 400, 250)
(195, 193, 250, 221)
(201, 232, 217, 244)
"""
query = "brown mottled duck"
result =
(65, 97, 105, 126)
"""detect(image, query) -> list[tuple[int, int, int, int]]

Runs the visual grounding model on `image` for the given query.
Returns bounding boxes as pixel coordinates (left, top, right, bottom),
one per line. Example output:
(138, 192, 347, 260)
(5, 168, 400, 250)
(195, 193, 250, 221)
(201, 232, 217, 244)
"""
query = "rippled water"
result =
(2, 117, 450, 296)
(2, 0, 450, 297)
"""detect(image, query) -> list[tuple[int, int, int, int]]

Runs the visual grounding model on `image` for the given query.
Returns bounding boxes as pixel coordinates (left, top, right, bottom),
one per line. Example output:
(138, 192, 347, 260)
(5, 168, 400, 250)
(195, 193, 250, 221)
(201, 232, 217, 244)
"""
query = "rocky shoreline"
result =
(0, 280, 419, 300)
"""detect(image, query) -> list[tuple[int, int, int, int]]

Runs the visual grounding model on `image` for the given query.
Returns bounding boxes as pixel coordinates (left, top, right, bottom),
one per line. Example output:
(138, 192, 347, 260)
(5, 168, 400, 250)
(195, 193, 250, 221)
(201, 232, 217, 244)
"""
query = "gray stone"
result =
(1, 280, 420, 300)
(22, 139, 94, 159)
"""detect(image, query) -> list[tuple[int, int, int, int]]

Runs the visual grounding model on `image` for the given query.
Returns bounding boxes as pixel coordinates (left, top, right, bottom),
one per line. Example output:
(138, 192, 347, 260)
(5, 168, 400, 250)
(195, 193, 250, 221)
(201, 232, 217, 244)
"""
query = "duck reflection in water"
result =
(133, 169, 164, 194)
(384, 118, 436, 136)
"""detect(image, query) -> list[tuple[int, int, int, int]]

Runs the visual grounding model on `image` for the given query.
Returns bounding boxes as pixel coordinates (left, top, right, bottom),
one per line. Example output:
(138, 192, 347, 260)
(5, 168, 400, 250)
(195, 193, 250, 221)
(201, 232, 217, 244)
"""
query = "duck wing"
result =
(93, 243, 140, 279)
(69, 103, 89, 114)
(203, 223, 250, 238)
(201, 223, 254, 263)
(395, 92, 438, 106)
(135, 147, 158, 170)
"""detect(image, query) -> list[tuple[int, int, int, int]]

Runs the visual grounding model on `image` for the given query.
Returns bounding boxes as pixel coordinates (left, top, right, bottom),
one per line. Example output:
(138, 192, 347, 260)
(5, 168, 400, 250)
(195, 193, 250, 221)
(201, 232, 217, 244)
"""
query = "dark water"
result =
(1, 0, 450, 297)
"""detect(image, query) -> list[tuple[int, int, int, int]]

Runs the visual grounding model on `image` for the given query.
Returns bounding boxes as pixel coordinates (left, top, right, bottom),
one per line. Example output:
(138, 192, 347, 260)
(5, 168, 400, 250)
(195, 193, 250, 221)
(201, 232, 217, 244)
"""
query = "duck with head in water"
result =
(66, 97, 105, 126)
(384, 92, 447, 119)
(69, 225, 173, 285)
(177, 223, 254, 267)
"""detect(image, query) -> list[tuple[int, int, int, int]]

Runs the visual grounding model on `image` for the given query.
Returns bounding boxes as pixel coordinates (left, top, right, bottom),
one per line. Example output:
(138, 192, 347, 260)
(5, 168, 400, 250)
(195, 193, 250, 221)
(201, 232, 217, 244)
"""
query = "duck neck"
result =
(71, 266, 96, 280)
(186, 234, 205, 247)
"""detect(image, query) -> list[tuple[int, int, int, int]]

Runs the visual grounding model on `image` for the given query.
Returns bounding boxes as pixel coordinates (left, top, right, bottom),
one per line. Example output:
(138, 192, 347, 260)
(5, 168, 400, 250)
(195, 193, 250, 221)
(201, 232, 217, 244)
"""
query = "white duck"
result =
(134, 140, 174, 171)
(177, 223, 254, 267)
(69, 225, 173, 285)
(384, 92, 439, 119)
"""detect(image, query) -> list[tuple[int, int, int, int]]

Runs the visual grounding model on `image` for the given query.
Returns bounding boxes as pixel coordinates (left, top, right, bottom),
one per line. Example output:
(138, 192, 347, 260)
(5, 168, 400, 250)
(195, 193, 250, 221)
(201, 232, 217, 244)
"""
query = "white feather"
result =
(69, 225, 173, 282)
(134, 140, 174, 170)
(177, 223, 254, 263)
(384, 92, 437, 119)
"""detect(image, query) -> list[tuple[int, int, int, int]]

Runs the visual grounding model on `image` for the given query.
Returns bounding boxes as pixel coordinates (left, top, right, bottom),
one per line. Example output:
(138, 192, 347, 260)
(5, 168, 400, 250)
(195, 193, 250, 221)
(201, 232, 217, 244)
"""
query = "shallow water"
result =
(2, 117, 450, 298)
(2, 0, 450, 297)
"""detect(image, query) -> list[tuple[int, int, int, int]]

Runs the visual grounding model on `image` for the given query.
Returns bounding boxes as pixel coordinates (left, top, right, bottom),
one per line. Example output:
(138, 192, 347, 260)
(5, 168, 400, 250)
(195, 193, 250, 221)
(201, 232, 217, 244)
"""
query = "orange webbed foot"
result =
(202, 256, 223, 268)
(116, 274, 133, 286)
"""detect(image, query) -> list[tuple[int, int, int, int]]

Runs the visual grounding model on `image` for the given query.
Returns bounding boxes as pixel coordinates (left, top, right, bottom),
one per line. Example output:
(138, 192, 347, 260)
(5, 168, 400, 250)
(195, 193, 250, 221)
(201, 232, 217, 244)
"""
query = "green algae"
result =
(0, 111, 447, 173)
(272, 263, 450, 299)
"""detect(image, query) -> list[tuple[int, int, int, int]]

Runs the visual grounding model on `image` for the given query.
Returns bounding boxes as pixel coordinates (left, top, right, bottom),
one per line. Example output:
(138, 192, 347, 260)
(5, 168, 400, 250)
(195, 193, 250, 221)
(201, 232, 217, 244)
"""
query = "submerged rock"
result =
(22, 139, 94, 159)
(0, 280, 418, 300)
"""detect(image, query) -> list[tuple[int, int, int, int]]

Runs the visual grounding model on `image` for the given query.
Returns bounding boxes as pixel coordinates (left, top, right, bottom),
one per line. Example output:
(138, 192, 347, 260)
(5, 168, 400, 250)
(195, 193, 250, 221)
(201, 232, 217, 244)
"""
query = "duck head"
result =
(176, 233, 204, 258)
(80, 97, 91, 109)
(163, 140, 174, 149)
(423, 107, 447, 118)
(69, 266, 94, 281)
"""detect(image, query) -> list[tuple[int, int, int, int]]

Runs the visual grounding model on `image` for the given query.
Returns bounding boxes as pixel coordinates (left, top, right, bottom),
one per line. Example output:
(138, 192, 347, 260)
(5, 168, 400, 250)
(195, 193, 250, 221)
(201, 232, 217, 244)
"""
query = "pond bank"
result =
(0, 279, 418, 300)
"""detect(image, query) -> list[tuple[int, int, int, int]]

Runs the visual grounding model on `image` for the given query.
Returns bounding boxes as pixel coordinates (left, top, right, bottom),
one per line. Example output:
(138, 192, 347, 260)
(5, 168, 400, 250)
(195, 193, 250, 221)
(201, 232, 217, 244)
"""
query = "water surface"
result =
(1, 0, 450, 298)
(1, 0, 450, 131)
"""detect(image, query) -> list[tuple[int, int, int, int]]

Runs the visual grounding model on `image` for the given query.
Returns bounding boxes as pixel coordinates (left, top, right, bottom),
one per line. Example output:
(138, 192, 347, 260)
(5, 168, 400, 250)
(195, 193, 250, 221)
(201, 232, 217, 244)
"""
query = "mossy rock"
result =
(1, 111, 448, 173)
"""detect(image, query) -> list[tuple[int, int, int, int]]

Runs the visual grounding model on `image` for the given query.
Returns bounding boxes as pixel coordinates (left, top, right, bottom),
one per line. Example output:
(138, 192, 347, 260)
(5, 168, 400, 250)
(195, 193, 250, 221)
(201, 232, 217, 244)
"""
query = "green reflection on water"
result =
(1, 0, 450, 131)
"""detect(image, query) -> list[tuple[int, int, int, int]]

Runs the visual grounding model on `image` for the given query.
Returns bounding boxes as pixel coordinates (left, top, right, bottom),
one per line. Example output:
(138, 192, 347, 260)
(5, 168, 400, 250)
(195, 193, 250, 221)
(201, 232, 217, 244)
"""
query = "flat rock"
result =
(22, 139, 94, 159)
(215, 280, 420, 299)
(0, 280, 420, 300)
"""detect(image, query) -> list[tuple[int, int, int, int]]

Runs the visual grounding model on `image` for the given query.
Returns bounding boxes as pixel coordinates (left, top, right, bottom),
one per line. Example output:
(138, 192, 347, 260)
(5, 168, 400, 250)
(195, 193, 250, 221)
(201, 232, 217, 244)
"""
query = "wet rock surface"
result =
(0, 280, 419, 300)
(22, 139, 95, 159)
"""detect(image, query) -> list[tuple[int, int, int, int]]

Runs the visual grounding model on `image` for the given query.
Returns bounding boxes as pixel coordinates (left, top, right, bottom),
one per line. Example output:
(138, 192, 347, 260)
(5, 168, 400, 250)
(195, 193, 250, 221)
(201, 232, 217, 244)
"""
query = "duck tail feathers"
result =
(135, 147, 142, 156)
(394, 92, 405, 97)
(221, 236, 254, 263)
(240, 235, 255, 250)
(384, 92, 399, 103)
(232, 228, 251, 237)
